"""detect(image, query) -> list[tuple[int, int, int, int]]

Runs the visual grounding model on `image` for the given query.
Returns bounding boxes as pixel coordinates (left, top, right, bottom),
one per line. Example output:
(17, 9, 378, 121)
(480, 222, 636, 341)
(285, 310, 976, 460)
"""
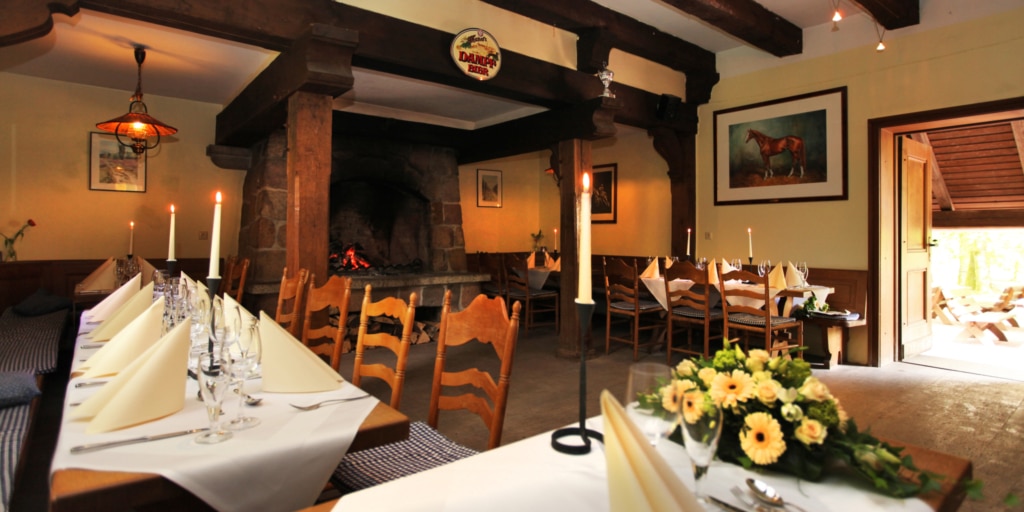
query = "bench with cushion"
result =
(0, 289, 69, 511)
(797, 268, 868, 368)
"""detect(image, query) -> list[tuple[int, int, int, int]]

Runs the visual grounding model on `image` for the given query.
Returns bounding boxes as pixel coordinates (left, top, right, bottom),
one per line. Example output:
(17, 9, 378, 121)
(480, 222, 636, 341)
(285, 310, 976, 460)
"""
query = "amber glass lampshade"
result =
(95, 47, 177, 155)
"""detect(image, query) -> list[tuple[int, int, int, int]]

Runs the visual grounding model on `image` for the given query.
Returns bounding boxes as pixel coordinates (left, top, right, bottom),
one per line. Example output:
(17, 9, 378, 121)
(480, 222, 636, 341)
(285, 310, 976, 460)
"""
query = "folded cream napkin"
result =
(258, 311, 342, 393)
(527, 252, 537, 268)
(550, 256, 561, 272)
(640, 259, 659, 279)
(707, 259, 720, 285)
(768, 263, 787, 290)
(71, 320, 190, 433)
(77, 257, 117, 293)
(663, 256, 674, 270)
(786, 261, 804, 288)
(601, 390, 702, 512)
(85, 273, 142, 323)
(80, 300, 165, 378)
(545, 252, 556, 268)
(181, 271, 196, 290)
(224, 294, 256, 327)
(138, 257, 158, 286)
(719, 258, 735, 273)
(87, 282, 156, 342)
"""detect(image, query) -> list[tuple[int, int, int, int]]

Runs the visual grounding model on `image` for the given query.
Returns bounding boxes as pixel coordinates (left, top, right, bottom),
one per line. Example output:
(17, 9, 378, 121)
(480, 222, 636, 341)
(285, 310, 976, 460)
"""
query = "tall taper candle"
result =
(168, 205, 176, 261)
(686, 228, 691, 256)
(577, 173, 593, 303)
(128, 221, 134, 255)
(747, 227, 753, 259)
(553, 227, 558, 252)
(209, 192, 223, 278)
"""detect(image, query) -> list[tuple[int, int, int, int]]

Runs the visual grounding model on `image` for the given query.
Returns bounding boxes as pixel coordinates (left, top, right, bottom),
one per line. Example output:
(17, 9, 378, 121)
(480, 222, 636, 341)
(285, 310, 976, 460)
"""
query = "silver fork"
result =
(289, 394, 371, 411)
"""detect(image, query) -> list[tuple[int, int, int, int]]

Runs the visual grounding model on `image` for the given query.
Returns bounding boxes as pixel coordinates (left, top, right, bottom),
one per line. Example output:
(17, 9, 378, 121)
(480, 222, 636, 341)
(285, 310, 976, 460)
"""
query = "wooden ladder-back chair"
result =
(664, 259, 723, 362)
(718, 267, 803, 357)
(274, 267, 310, 337)
(478, 252, 507, 302)
(603, 256, 663, 361)
(220, 256, 250, 302)
(352, 284, 418, 410)
(331, 291, 522, 493)
(300, 274, 352, 372)
(505, 252, 559, 333)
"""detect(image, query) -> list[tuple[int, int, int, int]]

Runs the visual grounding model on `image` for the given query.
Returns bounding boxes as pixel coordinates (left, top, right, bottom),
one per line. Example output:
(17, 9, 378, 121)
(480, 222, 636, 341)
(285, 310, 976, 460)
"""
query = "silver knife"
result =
(707, 496, 747, 512)
(70, 428, 209, 454)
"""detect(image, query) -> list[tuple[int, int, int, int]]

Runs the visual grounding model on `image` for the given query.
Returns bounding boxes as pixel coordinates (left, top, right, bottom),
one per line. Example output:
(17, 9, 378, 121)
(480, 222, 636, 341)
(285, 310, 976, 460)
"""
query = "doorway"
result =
(869, 96, 1024, 372)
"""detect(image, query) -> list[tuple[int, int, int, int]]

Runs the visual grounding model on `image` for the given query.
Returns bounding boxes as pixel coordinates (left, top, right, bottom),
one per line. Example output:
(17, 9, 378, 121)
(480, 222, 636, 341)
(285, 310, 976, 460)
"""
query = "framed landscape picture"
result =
(89, 132, 147, 192)
(714, 87, 847, 205)
(477, 169, 502, 207)
(591, 163, 617, 223)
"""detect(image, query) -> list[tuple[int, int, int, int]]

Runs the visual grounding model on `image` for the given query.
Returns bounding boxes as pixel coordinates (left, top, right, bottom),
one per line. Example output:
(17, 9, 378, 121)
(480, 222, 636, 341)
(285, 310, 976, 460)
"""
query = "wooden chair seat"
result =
(604, 257, 663, 361)
(665, 260, 723, 362)
(719, 267, 803, 357)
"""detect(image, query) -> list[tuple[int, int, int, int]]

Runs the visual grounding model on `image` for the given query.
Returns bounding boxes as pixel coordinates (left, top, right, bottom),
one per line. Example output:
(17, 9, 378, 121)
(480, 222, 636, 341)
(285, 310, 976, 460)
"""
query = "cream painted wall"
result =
(459, 152, 547, 253)
(695, 7, 1024, 271)
(0, 73, 243, 263)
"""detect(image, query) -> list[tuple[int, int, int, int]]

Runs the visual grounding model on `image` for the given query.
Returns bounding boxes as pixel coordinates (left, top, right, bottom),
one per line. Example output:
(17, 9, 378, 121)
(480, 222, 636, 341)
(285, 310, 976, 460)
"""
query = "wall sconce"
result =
(96, 46, 177, 155)
(545, 167, 561, 186)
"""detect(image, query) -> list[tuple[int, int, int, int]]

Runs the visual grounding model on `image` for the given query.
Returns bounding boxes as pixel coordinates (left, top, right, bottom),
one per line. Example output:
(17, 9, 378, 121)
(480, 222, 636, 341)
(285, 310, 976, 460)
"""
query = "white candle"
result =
(747, 227, 753, 259)
(686, 228, 691, 256)
(577, 173, 593, 303)
(168, 205, 176, 261)
(553, 227, 558, 252)
(209, 192, 222, 278)
(128, 221, 134, 255)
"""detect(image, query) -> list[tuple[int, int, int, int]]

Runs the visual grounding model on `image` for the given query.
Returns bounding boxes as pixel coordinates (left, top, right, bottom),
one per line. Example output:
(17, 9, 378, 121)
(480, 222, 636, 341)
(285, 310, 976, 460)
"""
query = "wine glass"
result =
(624, 362, 676, 446)
(696, 257, 708, 271)
(730, 258, 742, 271)
(680, 395, 723, 503)
(196, 351, 233, 444)
(758, 259, 772, 278)
(797, 261, 810, 286)
(225, 317, 262, 431)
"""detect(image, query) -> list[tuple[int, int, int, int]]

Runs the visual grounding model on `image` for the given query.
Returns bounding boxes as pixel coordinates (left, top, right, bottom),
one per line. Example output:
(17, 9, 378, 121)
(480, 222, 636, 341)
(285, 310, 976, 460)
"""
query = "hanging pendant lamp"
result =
(96, 46, 177, 155)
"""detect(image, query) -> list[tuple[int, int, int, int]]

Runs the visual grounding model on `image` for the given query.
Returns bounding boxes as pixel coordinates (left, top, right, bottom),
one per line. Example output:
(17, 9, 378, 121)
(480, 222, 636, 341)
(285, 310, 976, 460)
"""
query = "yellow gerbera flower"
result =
(660, 379, 696, 413)
(681, 389, 706, 424)
(709, 369, 755, 409)
(740, 412, 787, 465)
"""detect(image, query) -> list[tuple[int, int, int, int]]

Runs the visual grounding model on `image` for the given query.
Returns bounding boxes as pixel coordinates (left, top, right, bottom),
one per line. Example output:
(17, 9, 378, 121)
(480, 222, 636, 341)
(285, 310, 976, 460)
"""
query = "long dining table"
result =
(301, 417, 971, 512)
(49, 312, 411, 512)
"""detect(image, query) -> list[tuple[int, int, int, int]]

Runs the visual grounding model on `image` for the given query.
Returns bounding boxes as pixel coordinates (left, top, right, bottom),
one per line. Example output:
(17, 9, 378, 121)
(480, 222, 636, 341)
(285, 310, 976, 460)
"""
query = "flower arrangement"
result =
(1, 219, 36, 262)
(642, 341, 941, 498)
(530, 229, 544, 251)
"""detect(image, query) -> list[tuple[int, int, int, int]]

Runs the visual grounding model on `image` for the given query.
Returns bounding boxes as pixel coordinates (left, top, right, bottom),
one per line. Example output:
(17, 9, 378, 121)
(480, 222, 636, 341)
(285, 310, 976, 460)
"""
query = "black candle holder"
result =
(204, 277, 220, 356)
(748, 256, 753, 265)
(166, 259, 178, 279)
(551, 299, 604, 455)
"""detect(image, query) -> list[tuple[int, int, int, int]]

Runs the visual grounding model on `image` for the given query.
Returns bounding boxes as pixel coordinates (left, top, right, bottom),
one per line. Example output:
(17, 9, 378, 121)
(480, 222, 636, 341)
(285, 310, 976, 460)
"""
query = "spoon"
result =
(746, 479, 806, 512)
(234, 388, 263, 406)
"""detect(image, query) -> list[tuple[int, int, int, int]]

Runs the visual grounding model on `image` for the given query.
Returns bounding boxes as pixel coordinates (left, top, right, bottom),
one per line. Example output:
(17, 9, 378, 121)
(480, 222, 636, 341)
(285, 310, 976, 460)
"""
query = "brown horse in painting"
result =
(745, 129, 806, 179)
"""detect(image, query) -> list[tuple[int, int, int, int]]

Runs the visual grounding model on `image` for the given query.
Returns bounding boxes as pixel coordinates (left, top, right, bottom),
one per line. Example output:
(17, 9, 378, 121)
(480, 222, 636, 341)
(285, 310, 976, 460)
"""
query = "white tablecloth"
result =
(333, 417, 930, 512)
(52, 317, 376, 512)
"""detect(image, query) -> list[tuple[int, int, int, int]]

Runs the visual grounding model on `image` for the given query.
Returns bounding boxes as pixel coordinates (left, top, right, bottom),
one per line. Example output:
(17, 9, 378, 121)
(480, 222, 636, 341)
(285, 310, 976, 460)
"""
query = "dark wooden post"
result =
(554, 139, 597, 359)
(650, 125, 697, 260)
(286, 91, 332, 286)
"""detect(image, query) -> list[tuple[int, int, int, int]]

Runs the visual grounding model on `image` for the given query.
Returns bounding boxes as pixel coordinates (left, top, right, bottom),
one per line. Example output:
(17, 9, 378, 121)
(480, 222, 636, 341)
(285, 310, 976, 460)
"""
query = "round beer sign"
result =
(451, 28, 501, 81)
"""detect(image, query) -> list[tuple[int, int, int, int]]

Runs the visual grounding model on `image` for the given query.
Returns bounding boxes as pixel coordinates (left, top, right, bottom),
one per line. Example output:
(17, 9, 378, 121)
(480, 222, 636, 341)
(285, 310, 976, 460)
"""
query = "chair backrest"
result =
(717, 267, 773, 320)
(664, 260, 713, 312)
(429, 290, 521, 450)
(504, 253, 531, 293)
(604, 257, 641, 305)
(352, 284, 418, 410)
(300, 274, 353, 371)
(221, 256, 250, 302)
(479, 252, 507, 297)
(275, 267, 310, 336)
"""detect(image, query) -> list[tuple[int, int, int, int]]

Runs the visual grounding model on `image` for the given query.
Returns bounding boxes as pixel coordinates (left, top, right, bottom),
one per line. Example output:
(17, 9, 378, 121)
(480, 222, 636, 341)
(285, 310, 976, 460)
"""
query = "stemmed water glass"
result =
(196, 351, 233, 444)
(797, 261, 810, 286)
(680, 394, 723, 503)
(225, 317, 262, 431)
(758, 259, 772, 278)
(730, 258, 743, 271)
(624, 362, 676, 446)
(696, 257, 708, 271)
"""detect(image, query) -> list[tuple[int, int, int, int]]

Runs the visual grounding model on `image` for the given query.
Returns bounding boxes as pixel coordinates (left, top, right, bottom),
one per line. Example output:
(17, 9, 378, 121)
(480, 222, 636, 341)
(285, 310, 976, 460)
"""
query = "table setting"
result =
(523, 250, 561, 290)
(52, 275, 381, 512)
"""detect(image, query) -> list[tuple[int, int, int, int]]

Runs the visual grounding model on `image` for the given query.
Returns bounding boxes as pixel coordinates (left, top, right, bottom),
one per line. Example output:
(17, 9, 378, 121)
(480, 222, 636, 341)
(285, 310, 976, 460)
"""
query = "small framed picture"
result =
(89, 132, 147, 192)
(477, 169, 502, 208)
(591, 163, 617, 224)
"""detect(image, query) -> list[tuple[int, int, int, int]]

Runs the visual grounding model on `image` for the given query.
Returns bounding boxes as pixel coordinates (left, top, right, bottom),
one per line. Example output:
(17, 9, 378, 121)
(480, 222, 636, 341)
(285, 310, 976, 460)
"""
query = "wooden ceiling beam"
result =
(1, 0, 79, 46)
(660, 0, 802, 57)
(850, 0, 919, 30)
(215, 24, 356, 147)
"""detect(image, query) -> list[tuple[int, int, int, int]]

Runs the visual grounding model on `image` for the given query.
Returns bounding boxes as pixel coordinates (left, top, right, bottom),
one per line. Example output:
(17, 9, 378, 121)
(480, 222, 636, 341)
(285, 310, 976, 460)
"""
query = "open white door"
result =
(900, 136, 934, 358)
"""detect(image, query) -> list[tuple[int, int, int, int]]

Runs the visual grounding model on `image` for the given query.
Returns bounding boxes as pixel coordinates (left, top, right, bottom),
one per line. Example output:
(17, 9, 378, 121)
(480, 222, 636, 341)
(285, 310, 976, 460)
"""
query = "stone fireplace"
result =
(239, 131, 487, 316)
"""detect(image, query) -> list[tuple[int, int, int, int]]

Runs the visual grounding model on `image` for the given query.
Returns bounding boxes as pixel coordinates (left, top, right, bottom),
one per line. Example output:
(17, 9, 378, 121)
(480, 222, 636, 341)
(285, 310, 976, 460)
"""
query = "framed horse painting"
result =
(713, 87, 847, 205)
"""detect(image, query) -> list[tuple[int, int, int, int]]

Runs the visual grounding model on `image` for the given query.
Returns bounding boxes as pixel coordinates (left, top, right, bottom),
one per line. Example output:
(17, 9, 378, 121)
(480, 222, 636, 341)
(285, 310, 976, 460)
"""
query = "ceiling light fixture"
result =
(96, 46, 177, 155)
(874, 21, 887, 52)
(830, 0, 842, 31)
